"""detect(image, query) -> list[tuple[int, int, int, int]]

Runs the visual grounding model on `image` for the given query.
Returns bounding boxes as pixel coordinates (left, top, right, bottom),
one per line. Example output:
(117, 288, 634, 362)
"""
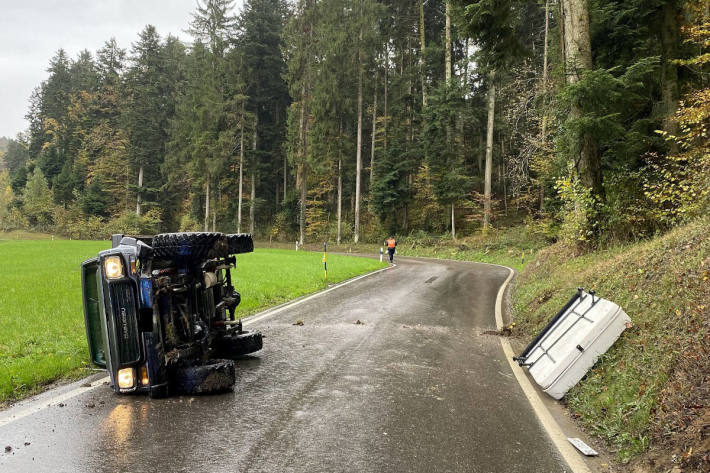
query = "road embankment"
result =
(511, 217, 710, 472)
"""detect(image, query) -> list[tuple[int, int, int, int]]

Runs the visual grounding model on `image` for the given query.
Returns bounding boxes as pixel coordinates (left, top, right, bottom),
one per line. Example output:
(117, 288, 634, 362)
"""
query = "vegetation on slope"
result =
(512, 218, 710, 470)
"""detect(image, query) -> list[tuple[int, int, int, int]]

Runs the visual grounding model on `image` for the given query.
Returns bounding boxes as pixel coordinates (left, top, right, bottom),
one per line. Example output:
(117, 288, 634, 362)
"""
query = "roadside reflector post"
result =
(296, 240, 298, 251)
(323, 242, 327, 281)
(380, 247, 383, 262)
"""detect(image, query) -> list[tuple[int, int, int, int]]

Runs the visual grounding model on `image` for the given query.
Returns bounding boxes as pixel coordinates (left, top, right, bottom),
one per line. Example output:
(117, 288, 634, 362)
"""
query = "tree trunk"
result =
(561, 0, 603, 199)
(250, 170, 255, 234)
(370, 72, 377, 189)
(300, 162, 306, 245)
(445, 2, 452, 84)
(445, 1, 453, 145)
(483, 71, 496, 230)
(542, 0, 550, 92)
(354, 30, 363, 244)
(502, 139, 508, 217)
(204, 180, 210, 232)
(283, 155, 287, 203)
(539, 0, 550, 212)
(250, 115, 257, 235)
(451, 203, 456, 240)
(384, 45, 388, 151)
(136, 165, 144, 216)
(419, 0, 427, 107)
(660, 1, 680, 151)
(237, 106, 244, 233)
(337, 158, 342, 245)
(298, 78, 309, 246)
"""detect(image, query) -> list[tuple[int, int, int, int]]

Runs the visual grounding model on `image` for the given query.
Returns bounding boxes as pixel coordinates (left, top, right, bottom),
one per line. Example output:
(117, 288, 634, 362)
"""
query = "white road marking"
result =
(491, 264, 592, 473)
(0, 264, 393, 428)
(0, 376, 109, 428)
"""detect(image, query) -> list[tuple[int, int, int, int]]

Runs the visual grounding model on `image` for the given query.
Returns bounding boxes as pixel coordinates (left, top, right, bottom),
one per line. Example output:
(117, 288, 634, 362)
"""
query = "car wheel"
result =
(214, 330, 263, 357)
(225, 233, 254, 255)
(152, 232, 224, 262)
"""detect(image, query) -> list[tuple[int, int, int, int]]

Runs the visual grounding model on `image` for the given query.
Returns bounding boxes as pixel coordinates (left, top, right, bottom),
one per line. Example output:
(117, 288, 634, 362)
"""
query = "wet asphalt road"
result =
(0, 257, 569, 473)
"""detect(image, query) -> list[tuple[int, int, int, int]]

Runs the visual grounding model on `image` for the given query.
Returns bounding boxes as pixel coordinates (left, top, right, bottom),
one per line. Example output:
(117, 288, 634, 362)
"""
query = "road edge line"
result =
(0, 264, 393, 427)
(493, 264, 592, 473)
(0, 375, 109, 428)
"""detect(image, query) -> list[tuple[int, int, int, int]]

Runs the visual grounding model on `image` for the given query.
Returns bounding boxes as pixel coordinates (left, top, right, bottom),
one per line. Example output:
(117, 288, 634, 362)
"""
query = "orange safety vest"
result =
(386, 238, 396, 249)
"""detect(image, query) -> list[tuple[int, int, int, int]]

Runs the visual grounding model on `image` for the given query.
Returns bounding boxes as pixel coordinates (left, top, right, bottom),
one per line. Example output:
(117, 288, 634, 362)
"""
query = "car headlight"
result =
(104, 256, 124, 279)
(117, 368, 135, 389)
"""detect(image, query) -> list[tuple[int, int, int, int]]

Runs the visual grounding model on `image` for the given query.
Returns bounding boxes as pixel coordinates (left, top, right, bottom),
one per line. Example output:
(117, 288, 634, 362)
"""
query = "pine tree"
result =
(238, 0, 290, 234)
(22, 168, 54, 229)
(284, 0, 317, 244)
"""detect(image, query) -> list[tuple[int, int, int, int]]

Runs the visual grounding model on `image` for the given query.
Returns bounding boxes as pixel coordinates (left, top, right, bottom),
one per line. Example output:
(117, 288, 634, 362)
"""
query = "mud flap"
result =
(170, 359, 236, 395)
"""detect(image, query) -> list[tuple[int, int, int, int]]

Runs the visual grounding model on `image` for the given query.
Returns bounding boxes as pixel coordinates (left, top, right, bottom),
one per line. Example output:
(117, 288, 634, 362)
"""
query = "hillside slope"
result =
(512, 218, 709, 471)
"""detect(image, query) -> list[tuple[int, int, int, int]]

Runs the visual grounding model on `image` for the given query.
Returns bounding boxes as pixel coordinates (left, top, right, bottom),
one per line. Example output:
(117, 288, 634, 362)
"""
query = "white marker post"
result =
(380, 247, 383, 262)
(295, 241, 299, 251)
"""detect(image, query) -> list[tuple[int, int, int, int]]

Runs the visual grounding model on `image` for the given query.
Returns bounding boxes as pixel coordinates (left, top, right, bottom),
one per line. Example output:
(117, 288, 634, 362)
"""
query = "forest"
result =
(0, 0, 707, 247)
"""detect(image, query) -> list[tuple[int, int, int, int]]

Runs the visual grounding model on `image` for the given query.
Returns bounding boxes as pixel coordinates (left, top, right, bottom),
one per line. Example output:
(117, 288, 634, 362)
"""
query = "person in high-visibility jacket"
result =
(384, 236, 397, 263)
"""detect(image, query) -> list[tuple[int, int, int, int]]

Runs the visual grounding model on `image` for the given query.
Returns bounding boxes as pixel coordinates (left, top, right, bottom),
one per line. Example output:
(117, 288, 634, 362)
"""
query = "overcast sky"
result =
(0, 1, 245, 139)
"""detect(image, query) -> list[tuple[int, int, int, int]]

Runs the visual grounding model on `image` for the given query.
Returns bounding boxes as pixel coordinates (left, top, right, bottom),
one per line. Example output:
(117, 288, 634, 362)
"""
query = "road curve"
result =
(0, 257, 569, 473)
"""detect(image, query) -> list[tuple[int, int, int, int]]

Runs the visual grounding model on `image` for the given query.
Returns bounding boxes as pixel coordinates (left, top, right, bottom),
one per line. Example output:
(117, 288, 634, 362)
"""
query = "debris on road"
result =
(567, 438, 598, 456)
(293, 320, 304, 326)
(482, 324, 515, 337)
(5, 446, 12, 453)
(355, 320, 365, 325)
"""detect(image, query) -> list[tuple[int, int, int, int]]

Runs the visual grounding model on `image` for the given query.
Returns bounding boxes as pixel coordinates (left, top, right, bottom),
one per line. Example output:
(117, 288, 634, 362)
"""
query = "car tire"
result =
(214, 330, 263, 357)
(170, 359, 236, 395)
(226, 233, 254, 254)
(152, 232, 223, 261)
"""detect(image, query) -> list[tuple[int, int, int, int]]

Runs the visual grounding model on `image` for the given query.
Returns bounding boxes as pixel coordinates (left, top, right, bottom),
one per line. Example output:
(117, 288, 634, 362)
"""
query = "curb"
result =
(491, 264, 593, 473)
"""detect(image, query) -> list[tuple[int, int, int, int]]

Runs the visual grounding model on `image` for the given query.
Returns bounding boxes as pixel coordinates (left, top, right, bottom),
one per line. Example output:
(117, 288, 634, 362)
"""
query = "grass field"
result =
(0, 240, 385, 403)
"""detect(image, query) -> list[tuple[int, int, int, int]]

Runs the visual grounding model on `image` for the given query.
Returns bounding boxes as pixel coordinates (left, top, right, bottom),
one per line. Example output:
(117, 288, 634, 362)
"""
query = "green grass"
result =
(232, 249, 386, 315)
(511, 218, 710, 462)
(0, 241, 385, 403)
(0, 240, 108, 403)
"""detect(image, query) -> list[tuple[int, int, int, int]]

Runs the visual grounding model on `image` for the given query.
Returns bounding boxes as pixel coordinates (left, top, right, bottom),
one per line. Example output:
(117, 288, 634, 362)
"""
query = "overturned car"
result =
(81, 232, 262, 398)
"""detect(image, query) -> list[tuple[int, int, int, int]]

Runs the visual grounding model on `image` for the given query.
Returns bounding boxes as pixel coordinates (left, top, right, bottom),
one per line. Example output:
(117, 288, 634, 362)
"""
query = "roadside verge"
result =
(492, 263, 597, 473)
